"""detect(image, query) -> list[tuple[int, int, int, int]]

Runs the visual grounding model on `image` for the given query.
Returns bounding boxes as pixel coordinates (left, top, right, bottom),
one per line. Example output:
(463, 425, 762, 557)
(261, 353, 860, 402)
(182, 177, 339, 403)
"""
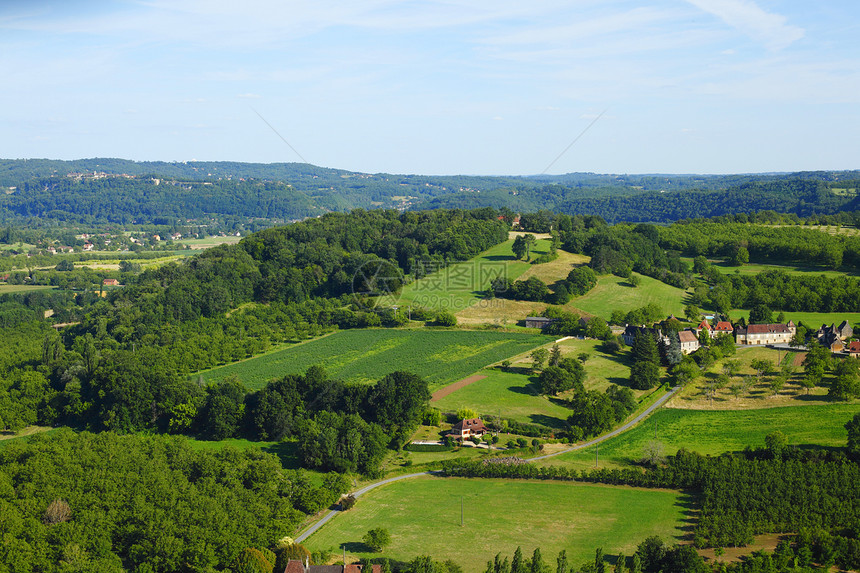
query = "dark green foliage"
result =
(0, 430, 336, 572)
(565, 266, 598, 296)
(748, 304, 773, 325)
(566, 385, 636, 438)
(434, 311, 458, 327)
(847, 413, 860, 457)
(364, 528, 392, 552)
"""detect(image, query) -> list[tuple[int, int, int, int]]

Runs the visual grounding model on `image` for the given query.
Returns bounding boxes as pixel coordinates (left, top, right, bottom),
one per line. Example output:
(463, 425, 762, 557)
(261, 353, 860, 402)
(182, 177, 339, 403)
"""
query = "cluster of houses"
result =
(527, 314, 858, 357)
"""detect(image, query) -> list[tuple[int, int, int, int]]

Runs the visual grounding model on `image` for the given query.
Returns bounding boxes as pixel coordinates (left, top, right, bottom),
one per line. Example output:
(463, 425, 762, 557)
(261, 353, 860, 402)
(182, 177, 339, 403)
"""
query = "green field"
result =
(398, 237, 551, 314)
(0, 284, 58, 294)
(199, 329, 553, 390)
(303, 477, 689, 571)
(571, 273, 688, 320)
(433, 339, 636, 429)
(433, 369, 575, 429)
(681, 257, 853, 278)
(728, 309, 860, 329)
(539, 404, 859, 472)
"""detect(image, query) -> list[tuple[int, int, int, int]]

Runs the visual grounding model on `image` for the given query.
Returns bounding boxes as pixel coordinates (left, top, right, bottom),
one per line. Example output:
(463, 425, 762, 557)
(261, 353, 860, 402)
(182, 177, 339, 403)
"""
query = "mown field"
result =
(0, 284, 58, 294)
(538, 404, 859, 472)
(432, 338, 637, 429)
(571, 273, 688, 320)
(303, 476, 689, 572)
(199, 329, 553, 390)
(681, 257, 853, 278)
(398, 236, 552, 314)
(728, 309, 860, 329)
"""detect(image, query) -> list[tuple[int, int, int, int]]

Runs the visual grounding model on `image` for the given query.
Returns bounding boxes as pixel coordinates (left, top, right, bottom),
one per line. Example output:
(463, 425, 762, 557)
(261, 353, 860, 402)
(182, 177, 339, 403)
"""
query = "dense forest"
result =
(0, 430, 349, 573)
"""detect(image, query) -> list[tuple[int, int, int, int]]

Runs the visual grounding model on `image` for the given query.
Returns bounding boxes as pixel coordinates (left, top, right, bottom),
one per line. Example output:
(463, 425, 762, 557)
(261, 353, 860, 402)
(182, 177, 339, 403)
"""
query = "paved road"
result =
(294, 385, 681, 543)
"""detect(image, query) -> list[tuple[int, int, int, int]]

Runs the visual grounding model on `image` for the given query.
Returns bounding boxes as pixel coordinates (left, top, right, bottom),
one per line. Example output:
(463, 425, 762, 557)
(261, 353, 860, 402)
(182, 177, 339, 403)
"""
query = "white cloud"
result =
(684, 0, 804, 50)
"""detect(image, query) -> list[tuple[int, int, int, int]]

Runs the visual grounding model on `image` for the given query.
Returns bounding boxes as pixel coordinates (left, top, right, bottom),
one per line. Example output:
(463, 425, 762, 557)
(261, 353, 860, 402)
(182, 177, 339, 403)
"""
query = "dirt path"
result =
(431, 374, 487, 402)
(792, 351, 807, 367)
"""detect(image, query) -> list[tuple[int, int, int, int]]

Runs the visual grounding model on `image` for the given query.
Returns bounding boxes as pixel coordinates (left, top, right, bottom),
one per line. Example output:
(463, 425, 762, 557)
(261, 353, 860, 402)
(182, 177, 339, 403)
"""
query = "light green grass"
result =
(0, 284, 58, 294)
(398, 238, 552, 314)
(199, 329, 553, 390)
(433, 339, 635, 429)
(186, 437, 305, 470)
(175, 235, 242, 249)
(571, 273, 688, 320)
(728, 309, 860, 329)
(303, 476, 689, 572)
(681, 257, 853, 278)
(539, 404, 859, 472)
(433, 369, 575, 429)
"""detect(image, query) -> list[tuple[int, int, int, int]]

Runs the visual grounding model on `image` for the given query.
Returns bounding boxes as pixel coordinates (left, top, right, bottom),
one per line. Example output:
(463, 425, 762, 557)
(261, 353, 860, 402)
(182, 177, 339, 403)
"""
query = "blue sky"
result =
(1, 0, 859, 175)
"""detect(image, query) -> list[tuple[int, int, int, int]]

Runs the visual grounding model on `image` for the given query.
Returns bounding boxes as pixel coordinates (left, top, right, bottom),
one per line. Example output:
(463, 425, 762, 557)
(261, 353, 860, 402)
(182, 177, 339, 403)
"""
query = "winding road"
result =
(294, 385, 681, 543)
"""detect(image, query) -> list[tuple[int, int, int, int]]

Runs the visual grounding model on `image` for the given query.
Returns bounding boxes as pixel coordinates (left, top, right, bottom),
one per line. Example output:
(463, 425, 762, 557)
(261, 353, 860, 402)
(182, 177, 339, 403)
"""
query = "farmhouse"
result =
(283, 560, 380, 573)
(678, 329, 700, 354)
(848, 340, 860, 358)
(713, 321, 734, 335)
(622, 325, 669, 347)
(525, 316, 556, 329)
(735, 322, 796, 345)
(694, 319, 711, 335)
(448, 418, 488, 441)
(102, 278, 120, 286)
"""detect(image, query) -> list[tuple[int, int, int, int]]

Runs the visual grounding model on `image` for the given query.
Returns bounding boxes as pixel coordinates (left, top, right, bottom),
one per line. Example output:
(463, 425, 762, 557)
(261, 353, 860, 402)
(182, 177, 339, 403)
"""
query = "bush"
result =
(405, 443, 453, 452)
(434, 311, 457, 327)
(340, 494, 357, 511)
(363, 528, 392, 552)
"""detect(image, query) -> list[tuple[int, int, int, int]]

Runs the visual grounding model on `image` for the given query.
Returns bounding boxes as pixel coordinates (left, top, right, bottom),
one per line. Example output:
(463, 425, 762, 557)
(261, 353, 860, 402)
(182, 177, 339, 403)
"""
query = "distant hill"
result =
(0, 158, 858, 226)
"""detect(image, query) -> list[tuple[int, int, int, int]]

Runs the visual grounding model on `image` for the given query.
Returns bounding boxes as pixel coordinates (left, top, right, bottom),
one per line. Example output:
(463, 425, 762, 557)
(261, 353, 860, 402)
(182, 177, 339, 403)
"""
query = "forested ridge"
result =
(0, 209, 505, 450)
(2, 158, 860, 227)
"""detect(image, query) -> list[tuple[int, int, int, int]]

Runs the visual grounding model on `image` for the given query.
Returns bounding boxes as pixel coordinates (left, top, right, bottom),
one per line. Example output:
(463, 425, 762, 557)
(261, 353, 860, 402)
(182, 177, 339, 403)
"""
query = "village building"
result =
(102, 278, 120, 286)
(712, 321, 734, 335)
(848, 340, 860, 358)
(525, 316, 555, 329)
(283, 560, 380, 573)
(735, 322, 796, 345)
(694, 319, 711, 336)
(622, 325, 669, 347)
(678, 329, 700, 354)
(448, 418, 488, 441)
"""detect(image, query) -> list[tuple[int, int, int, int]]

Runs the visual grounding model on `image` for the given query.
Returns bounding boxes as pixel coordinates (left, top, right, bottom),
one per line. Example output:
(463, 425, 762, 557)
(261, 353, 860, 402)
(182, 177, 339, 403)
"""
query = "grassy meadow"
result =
(432, 338, 637, 429)
(199, 329, 553, 390)
(538, 404, 859, 473)
(398, 236, 552, 314)
(571, 273, 689, 320)
(303, 476, 690, 572)
(0, 284, 58, 295)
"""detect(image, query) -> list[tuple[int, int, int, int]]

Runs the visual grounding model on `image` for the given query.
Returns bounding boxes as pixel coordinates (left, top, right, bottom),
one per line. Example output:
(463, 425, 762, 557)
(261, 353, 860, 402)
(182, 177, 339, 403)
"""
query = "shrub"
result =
(363, 528, 392, 552)
(340, 494, 357, 511)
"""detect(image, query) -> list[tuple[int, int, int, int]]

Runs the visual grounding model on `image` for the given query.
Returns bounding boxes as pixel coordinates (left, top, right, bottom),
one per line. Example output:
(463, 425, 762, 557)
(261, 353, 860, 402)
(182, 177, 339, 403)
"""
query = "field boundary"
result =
(431, 374, 487, 402)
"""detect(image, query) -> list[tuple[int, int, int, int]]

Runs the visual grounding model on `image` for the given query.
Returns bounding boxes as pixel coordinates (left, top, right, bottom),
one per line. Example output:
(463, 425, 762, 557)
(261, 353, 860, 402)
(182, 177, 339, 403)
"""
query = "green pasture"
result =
(539, 404, 859, 473)
(398, 238, 552, 314)
(433, 338, 637, 429)
(303, 476, 689, 572)
(175, 235, 242, 249)
(571, 273, 688, 320)
(728, 309, 860, 329)
(433, 369, 574, 429)
(199, 329, 553, 391)
(681, 257, 852, 278)
(186, 436, 306, 471)
(0, 284, 58, 294)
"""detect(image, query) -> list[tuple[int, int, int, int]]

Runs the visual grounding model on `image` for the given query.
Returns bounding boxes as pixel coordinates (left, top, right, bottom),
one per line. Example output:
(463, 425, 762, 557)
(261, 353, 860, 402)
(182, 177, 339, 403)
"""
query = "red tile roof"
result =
(713, 321, 734, 332)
